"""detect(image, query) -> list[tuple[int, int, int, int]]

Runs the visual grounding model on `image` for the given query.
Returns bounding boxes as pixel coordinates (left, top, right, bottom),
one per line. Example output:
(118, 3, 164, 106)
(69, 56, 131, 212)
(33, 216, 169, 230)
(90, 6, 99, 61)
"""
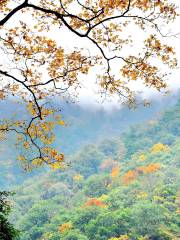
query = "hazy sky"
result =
(71, 22, 180, 108)
(1, 1, 180, 109)
(44, 2, 180, 108)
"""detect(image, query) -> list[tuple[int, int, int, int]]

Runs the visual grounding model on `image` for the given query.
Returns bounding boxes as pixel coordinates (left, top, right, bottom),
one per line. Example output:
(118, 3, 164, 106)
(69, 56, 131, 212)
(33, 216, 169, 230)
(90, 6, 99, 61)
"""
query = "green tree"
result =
(0, 191, 19, 240)
(61, 229, 88, 240)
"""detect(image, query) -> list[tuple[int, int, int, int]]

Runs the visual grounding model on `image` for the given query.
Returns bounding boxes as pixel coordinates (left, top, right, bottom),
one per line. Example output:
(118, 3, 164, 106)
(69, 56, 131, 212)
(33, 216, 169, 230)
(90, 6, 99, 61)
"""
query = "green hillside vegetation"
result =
(0, 191, 19, 240)
(0, 96, 178, 189)
(9, 101, 180, 240)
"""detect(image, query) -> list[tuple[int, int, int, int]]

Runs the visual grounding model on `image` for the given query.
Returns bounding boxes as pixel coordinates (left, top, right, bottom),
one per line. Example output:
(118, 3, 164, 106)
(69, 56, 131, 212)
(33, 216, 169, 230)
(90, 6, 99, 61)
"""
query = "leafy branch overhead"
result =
(0, 0, 178, 169)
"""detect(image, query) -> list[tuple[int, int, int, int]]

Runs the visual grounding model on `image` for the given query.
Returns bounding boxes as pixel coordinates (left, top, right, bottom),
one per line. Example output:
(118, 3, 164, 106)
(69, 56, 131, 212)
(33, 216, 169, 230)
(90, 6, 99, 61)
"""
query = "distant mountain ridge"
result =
(0, 94, 179, 189)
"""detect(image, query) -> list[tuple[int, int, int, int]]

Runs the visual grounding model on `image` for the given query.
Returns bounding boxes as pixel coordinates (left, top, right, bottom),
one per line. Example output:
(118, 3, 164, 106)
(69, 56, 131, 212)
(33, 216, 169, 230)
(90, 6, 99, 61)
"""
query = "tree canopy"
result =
(0, 0, 179, 169)
(9, 101, 180, 240)
(0, 191, 19, 240)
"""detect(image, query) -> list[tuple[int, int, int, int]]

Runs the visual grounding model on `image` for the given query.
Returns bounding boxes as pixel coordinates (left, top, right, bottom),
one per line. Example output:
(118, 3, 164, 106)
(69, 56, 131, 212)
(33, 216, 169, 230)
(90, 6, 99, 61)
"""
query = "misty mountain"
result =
(0, 94, 179, 189)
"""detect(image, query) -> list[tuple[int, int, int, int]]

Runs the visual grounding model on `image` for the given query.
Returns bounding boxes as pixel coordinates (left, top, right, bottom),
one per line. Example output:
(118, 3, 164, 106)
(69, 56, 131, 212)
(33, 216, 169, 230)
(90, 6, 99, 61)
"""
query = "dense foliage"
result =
(1, 1, 179, 238)
(0, 0, 179, 169)
(0, 191, 19, 240)
(9, 100, 180, 240)
(0, 96, 178, 189)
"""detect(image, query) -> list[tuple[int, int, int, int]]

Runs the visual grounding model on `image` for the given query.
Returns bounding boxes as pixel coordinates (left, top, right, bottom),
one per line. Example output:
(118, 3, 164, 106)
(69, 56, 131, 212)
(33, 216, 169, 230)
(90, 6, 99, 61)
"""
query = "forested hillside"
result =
(0, 95, 178, 189)
(1, 1, 180, 239)
(9, 100, 180, 240)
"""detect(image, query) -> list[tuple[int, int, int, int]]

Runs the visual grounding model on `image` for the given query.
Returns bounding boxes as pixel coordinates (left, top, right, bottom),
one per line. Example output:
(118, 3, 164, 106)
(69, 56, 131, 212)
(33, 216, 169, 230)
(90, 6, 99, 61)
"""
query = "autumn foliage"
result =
(122, 170, 138, 185)
(111, 166, 120, 178)
(0, 0, 178, 169)
(59, 222, 73, 234)
(123, 163, 161, 184)
(73, 174, 84, 181)
(84, 198, 107, 208)
(109, 235, 129, 240)
(151, 143, 169, 154)
(137, 163, 161, 174)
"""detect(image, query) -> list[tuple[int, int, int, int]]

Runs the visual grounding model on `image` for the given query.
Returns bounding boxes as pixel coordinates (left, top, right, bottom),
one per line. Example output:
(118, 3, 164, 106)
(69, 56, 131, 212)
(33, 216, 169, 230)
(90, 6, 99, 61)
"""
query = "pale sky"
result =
(62, 19, 180, 108)
(46, 4, 180, 108)
(1, 1, 180, 109)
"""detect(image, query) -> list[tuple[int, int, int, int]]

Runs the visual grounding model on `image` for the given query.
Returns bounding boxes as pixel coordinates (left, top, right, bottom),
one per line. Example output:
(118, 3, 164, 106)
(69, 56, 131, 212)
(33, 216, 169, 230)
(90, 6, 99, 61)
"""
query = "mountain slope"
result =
(9, 100, 180, 240)
(0, 96, 179, 189)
